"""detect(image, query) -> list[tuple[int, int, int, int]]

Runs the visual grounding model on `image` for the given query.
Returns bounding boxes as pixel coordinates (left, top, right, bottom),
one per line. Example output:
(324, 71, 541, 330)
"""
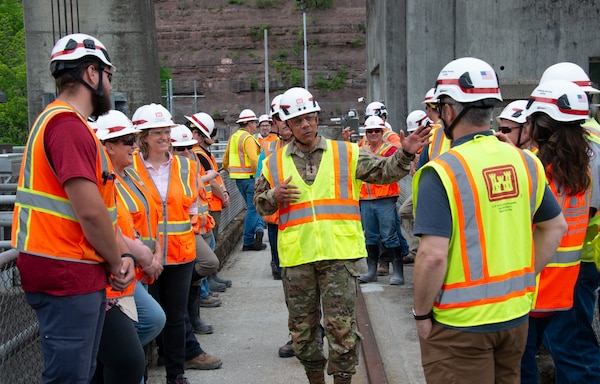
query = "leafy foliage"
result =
(0, 0, 28, 145)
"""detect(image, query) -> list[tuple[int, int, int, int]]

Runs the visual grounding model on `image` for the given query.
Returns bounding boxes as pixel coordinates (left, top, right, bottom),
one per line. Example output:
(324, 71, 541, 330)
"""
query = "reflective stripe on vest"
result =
(427, 125, 451, 160)
(414, 135, 545, 327)
(227, 130, 256, 177)
(263, 139, 366, 267)
(12, 101, 116, 263)
(360, 142, 400, 200)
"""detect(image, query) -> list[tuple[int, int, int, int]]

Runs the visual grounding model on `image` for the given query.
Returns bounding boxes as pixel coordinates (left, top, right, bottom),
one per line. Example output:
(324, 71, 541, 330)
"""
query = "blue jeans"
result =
(268, 223, 281, 276)
(199, 277, 210, 299)
(235, 178, 265, 246)
(26, 290, 106, 384)
(521, 315, 552, 384)
(134, 281, 166, 347)
(360, 198, 400, 247)
(543, 262, 600, 383)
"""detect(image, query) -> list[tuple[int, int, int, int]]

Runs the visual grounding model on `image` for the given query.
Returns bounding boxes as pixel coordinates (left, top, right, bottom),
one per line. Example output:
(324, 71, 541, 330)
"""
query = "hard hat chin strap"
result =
(442, 105, 470, 140)
(70, 65, 105, 98)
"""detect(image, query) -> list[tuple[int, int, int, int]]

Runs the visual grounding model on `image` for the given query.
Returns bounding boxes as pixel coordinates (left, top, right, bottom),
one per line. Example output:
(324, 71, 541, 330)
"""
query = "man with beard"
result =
(12, 33, 134, 383)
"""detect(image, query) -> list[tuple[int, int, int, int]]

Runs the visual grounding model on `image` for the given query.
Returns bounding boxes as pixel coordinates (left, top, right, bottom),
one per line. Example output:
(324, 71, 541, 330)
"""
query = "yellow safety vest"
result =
(226, 130, 259, 179)
(413, 134, 546, 327)
(263, 139, 366, 267)
(427, 124, 451, 161)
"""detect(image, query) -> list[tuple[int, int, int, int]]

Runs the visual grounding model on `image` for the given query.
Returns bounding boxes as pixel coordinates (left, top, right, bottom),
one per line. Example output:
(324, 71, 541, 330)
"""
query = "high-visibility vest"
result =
(357, 128, 400, 147)
(262, 138, 284, 224)
(413, 134, 546, 327)
(427, 124, 451, 161)
(133, 152, 196, 265)
(359, 142, 400, 200)
(225, 129, 259, 179)
(191, 161, 215, 235)
(108, 200, 137, 299)
(193, 146, 226, 212)
(262, 132, 279, 149)
(263, 139, 366, 267)
(12, 100, 117, 264)
(532, 173, 590, 312)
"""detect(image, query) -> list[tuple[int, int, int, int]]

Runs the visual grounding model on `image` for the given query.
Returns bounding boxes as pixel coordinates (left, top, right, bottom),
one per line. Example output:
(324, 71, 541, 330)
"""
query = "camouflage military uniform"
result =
(254, 136, 413, 377)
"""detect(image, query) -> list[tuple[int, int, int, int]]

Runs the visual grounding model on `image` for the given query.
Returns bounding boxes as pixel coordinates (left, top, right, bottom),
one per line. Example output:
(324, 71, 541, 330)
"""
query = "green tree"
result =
(0, 0, 28, 145)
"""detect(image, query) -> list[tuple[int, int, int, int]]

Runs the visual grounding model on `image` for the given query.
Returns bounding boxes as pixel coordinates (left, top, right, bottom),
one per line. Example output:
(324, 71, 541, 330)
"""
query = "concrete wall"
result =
(23, 0, 161, 126)
(368, 0, 600, 130)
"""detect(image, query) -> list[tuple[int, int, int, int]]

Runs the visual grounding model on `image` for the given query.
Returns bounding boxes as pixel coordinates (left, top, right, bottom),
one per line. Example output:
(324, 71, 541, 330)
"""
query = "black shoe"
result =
(278, 340, 295, 358)
(255, 228, 264, 244)
(212, 273, 232, 288)
(242, 243, 267, 251)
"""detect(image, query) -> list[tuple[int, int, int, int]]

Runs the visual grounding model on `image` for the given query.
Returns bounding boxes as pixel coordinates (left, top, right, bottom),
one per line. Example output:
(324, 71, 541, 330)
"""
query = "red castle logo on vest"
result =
(483, 165, 519, 202)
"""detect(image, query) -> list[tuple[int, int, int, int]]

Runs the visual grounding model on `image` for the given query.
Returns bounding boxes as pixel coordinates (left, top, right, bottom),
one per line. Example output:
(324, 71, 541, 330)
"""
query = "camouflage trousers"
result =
(282, 259, 362, 376)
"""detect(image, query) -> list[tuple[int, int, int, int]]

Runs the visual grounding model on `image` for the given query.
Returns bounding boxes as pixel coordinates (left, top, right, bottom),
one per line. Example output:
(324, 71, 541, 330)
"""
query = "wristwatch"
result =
(412, 307, 433, 321)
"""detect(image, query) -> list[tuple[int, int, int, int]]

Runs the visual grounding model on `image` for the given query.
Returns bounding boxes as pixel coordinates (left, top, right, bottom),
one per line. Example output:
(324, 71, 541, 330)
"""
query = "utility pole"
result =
(299, 0, 308, 89)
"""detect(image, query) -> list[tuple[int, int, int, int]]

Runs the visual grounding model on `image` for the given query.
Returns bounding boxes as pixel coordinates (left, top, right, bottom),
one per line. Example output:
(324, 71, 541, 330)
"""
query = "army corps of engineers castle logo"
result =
(483, 165, 519, 202)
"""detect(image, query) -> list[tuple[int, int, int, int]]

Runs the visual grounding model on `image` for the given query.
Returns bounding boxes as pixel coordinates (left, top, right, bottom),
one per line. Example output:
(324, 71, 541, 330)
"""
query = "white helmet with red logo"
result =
(185, 112, 215, 138)
(258, 114, 272, 124)
(421, 88, 438, 104)
(434, 57, 502, 106)
(279, 87, 321, 121)
(170, 125, 198, 147)
(365, 101, 387, 118)
(496, 100, 528, 124)
(132, 103, 175, 130)
(50, 33, 114, 78)
(270, 94, 284, 118)
(359, 115, 386, 133)
(540, 62, 600, 94)
(236, 109, 258, 124)
(406, 110, 432, 132)
(525, 80, 589, 123)
(95, 110, 139, 141)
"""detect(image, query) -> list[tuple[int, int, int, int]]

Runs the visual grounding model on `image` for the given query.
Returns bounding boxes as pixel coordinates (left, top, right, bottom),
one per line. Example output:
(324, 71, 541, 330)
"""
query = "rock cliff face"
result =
(154, 0, 366, 125)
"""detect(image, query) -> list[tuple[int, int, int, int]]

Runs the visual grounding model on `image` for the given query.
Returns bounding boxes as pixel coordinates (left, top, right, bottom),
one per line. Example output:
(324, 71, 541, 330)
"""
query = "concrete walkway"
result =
(148, 236, 426, 384)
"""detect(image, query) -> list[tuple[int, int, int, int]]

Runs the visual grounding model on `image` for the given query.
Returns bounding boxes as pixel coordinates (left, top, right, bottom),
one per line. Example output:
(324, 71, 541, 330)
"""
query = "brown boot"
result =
(333, 373, 352, 384)
(306, 370, 325, 384)
(377, 261, 389, 276)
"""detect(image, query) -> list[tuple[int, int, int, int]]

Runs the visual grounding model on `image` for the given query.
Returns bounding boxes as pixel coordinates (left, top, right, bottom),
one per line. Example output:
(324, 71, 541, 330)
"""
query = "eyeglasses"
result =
(210, 130, 218, 138)
(288, 112, 318, 128)
(498, 126, 518, 134)
(118, 136, 136, 146)
(103, 70, 113, 83)
(366, 129, 383, 134)
(426, 103, 437, 110)
(435, 101, 454, 115)
(173, 145, 193, 152)
(149, 129, 171, 136)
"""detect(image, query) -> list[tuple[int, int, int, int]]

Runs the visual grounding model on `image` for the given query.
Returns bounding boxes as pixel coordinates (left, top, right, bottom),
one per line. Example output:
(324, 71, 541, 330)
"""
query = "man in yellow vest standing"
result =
(11, 33, 135, 383)
(254, 87, 431, 384)
(412, 57, 568, 383)
(223, 109, 266, 251)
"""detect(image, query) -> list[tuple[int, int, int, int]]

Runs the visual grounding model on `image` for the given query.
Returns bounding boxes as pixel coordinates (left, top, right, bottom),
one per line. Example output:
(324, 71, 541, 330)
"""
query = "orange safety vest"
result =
(225, 129, 259, 179)
(357, 128, 400, 147)
(133, 152, 197, 265)
(12, 100, 117, 264)
(264, 139, 365, 267)
(532, 172, 590, 312)
(427, 124, 451, 161)
(359, 142, 400, 200)
(108, 200, 137, 299)
(193, 146, 226, 212)
(191, 160, 216, 235)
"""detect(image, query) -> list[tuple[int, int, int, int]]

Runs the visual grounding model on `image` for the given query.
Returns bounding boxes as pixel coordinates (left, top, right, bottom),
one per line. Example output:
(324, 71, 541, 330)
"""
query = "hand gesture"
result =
(274, 176, 301, 204)
(400, 124, 432, 155)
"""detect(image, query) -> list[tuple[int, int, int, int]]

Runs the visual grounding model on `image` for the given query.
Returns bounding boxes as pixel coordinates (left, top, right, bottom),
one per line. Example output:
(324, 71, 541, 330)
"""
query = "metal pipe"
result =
(303, 10, 308, 89)
(264, 28, 269, 114)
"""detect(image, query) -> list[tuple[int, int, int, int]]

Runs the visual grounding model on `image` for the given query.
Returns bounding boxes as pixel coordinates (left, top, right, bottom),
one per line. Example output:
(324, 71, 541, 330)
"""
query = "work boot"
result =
(255, 228, 264, 245)
(242, 242, 267, 251)
(278, 339, 295, 358)
(188, 286, 214, 334)
(185, 352, 223, 370)
(377, 261, 390, 276)
(271, 261, 281, 280)
(358, 244, 379, 283)
(211, 272, 232, 287)
(306, 370, 326, 384)
(207, 274, 227, 292)
(333, 373, 352, 384)
(199, 295, 222, 308)
(389, 248, 405, 285)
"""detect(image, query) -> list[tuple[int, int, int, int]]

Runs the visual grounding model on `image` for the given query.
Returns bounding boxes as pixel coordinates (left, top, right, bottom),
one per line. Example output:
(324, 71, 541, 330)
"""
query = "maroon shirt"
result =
(17, 113, 107, 296)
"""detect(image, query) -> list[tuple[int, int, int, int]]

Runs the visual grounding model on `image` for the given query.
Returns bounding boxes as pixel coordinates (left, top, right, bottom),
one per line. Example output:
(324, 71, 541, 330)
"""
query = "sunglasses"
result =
(366, 129, 383, 134)
(119, 136, 136, 146)
(498, 126, 519, 134)
(173, 145, 193, 152)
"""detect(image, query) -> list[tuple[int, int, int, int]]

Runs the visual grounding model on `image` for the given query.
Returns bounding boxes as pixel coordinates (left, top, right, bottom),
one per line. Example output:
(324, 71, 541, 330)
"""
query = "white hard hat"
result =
(525, 80, 589, 123)
(540, 62, 600, 94)
(365, 101, 387, 118)
(170, 125, 198, 147)
(185, 112, 215, 138)
(279, 87, 321, 121)
(496, 100, 528, 124)
(132, 103, 175, 130)
(258, 114, 272, 124)
(421, 88, 438, 104)
(359, 115, 387, 132)
(270, 94, 283, 118)
(406, 110, 432, 132)
(50, 33, 115, 78)
(95, 110, 139, 141)
(434, 57, 502, 106)
(236, 109, 258, 124)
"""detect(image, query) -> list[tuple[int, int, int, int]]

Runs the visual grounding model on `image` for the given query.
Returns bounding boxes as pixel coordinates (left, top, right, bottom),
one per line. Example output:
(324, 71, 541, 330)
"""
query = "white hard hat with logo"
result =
(279, 87, 321, 121)
(132, 103, 175, 130)
(95, 110, 139, 141)
(540, 62, 600, 94)
(496, 100, 528, 124)
(525, 80, 589, 123)
(50, 33, 115, 78)
(185, 112, 215, 138)
(170, 125, 198, 147)
(406, 110, 432, 132)
(236, 109, 258, 124)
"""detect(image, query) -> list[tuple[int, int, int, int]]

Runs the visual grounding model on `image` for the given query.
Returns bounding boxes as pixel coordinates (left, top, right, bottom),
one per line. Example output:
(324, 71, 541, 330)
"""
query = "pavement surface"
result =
(148, 234, 426, 384)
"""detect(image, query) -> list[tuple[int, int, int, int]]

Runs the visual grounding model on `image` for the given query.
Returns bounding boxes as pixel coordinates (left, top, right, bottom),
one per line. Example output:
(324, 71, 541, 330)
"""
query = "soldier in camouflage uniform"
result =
(254, 87, 431, 384)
